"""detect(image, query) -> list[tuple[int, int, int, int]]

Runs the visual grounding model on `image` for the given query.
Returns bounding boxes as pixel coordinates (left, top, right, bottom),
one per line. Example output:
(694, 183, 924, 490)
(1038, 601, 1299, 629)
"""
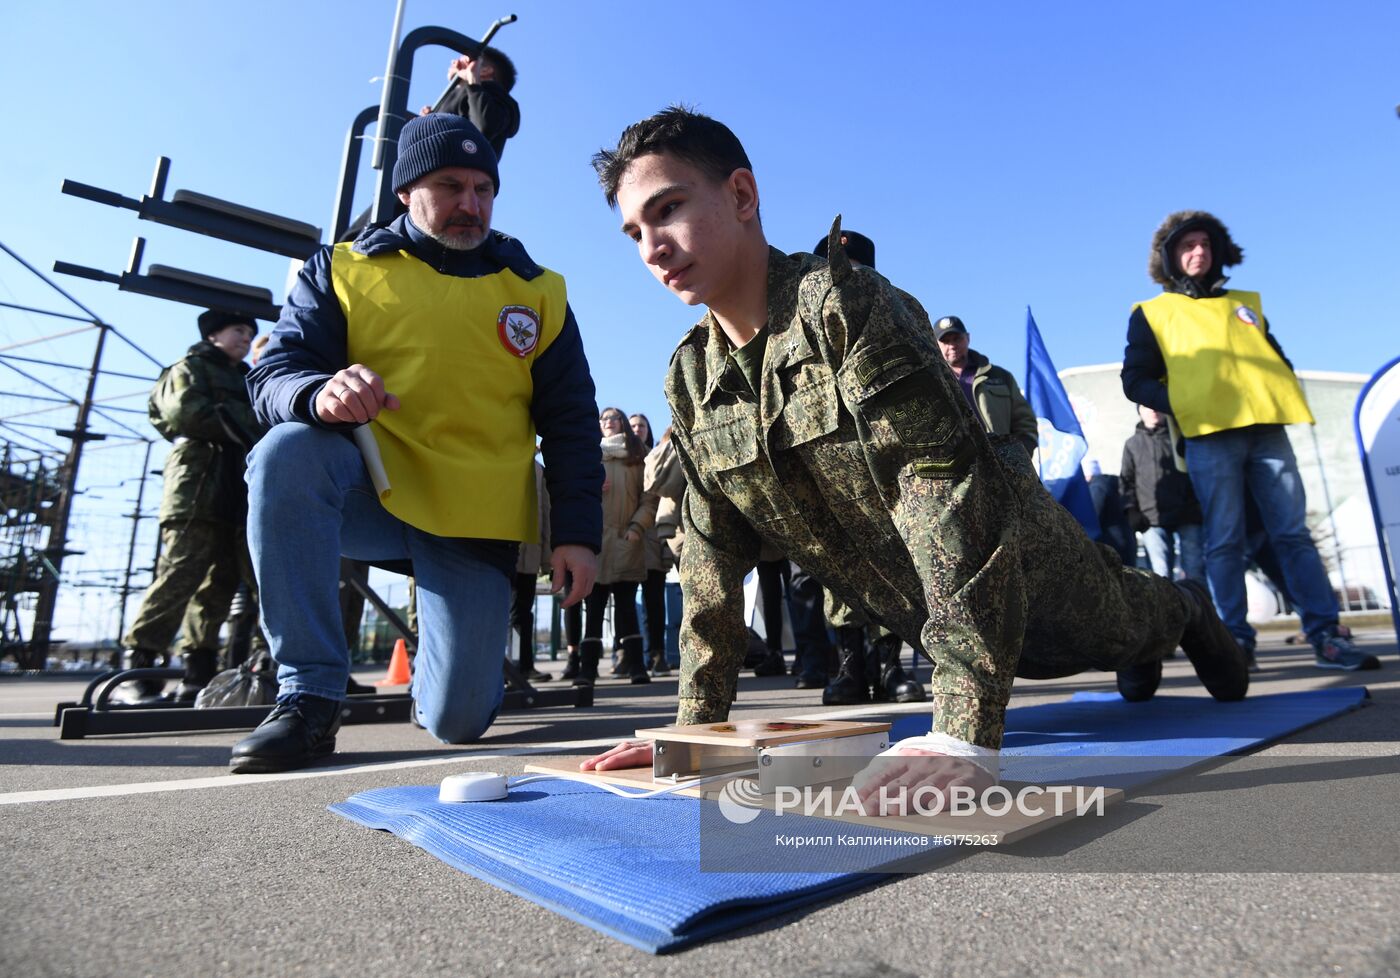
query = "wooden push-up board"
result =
(632, 718, 891, 749)
(521, 756, 1123, 846)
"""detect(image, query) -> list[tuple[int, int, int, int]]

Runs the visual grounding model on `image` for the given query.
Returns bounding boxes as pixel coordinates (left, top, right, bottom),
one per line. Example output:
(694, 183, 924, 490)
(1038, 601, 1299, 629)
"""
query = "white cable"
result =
(507, 769, 758, 799)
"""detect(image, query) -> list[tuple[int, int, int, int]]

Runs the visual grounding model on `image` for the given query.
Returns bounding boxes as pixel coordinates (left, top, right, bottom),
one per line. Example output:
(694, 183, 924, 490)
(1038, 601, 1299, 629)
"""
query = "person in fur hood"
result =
(1120, 210, 1379, 673)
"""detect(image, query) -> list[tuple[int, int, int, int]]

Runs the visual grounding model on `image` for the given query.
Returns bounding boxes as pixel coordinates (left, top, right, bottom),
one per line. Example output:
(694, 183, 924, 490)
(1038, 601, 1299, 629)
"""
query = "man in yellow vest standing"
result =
(231, 114, 603, 773)
(1121, 210, 1379, 673)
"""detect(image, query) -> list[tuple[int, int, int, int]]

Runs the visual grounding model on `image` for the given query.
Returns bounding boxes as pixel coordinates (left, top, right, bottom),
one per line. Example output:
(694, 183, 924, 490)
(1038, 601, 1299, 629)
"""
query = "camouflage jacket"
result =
(667, 222, 1026, 748)
(149, 341, 263, 526)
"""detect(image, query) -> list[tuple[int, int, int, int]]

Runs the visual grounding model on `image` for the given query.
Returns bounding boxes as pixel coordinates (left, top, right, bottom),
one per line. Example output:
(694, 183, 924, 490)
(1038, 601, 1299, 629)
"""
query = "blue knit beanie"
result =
(392, 113, 500, 195)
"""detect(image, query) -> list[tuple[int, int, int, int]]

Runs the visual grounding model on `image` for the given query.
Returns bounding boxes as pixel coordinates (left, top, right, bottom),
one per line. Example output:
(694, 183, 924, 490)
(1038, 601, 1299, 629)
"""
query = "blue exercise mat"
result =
(331, 688, 1367, 953)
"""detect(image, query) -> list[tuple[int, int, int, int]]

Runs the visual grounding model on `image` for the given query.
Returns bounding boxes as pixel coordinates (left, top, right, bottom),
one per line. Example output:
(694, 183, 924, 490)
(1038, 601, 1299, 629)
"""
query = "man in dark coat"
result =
(1120, 403, 1205, 583)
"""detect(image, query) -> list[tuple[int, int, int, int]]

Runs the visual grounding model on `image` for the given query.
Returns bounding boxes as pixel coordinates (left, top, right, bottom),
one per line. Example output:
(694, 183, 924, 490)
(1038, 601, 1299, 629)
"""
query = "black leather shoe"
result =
(345, 676, 377, 695)
(794, 672, 827, 689)
(229, 695, 344, 774)
(1174, 580, 1249, 701)
(753, 651, 787, 677)
(1115, 659, 1163, 702)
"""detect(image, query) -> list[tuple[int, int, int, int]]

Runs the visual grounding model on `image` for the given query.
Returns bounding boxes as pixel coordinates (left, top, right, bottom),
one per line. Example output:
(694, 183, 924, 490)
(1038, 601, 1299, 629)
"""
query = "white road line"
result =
(0, 736, 621, 806)
(0, 702, 930, 807)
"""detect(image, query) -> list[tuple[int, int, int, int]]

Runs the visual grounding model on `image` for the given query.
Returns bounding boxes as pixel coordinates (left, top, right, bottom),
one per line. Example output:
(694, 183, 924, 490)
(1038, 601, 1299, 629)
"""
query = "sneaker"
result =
(1173, 580, 1249, 701)
(1116, 659, 1163, 702)
(229, 694, 343, 774)
(1313, 631, 1381, 672)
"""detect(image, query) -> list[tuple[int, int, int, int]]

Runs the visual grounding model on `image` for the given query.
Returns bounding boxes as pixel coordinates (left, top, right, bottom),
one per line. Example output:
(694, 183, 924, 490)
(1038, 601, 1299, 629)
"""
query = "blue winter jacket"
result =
(248, 214, 603, 557)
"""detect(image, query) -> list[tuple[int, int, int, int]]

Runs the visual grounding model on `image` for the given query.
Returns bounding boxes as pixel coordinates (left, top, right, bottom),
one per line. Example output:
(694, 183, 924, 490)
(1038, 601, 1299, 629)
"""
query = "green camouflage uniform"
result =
(823, 589, 889, 638)
(667, 222, 1189, 748)
(123, 341, 263, 657)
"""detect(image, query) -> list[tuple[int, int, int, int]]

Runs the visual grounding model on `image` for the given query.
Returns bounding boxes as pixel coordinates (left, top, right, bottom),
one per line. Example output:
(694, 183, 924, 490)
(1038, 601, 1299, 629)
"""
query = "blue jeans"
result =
(247, 424, 509, 744)
(1141, 524, 1205, 582)
(1184, 424, 1337, 648)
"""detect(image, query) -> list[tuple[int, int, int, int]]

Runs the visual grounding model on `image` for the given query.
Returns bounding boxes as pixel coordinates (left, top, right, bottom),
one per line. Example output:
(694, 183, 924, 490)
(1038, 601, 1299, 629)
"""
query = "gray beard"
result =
(427, 228, 485, 251)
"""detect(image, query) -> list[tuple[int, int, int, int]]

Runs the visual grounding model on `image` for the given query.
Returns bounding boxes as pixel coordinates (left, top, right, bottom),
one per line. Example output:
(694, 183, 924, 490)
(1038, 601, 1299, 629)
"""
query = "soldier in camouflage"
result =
(583, 107, 1247, 805)
(809, 229, 923, 708)
(121, 310, 262, 700)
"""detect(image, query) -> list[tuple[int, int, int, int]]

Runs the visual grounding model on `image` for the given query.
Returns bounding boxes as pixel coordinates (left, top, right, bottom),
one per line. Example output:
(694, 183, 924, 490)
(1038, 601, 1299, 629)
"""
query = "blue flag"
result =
(1024, 307, 1101, 536)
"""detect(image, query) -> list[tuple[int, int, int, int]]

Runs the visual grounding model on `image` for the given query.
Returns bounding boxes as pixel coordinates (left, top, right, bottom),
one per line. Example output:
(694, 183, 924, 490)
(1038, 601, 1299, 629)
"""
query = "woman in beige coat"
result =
(631, 413, 671, 676)
(575, 407, 657, 686)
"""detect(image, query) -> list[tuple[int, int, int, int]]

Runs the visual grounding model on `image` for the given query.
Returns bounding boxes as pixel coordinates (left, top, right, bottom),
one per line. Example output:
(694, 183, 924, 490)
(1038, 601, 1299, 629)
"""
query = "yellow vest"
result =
(1134, 290, 1314, 438)
(331, 243, 566, 541)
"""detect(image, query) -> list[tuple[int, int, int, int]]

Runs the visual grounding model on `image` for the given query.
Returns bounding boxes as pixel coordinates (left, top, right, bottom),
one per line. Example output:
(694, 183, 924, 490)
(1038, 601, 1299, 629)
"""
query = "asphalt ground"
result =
(2, 627, 1398, 978)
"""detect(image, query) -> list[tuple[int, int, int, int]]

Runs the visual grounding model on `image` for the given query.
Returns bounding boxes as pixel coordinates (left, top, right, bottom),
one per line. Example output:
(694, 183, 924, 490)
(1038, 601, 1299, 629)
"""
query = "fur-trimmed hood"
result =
(1148, 210, 1244, 292)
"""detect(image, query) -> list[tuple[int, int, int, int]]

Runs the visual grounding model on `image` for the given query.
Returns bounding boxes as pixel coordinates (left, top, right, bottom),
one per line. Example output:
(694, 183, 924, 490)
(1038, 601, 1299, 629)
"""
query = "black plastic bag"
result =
(194, 653, 278, 709)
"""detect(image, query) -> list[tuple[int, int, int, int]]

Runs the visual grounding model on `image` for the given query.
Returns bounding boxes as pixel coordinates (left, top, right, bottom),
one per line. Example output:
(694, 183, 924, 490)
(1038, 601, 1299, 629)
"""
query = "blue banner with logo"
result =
(1024, 308, 1100, 536)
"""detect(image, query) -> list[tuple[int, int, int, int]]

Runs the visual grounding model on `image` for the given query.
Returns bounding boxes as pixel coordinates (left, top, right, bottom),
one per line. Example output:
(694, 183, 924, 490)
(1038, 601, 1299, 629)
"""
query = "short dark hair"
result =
(592, 105, 753, 208)
(479, 45, 516, 92)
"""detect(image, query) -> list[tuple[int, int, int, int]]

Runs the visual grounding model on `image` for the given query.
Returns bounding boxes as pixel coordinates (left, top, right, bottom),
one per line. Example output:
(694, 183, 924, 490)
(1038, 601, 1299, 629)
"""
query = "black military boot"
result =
(822, 627, 870, 706)
(171, 648, 219, 703)
(229, 694, 344, 774)
(1174, 580, 1249, 701)
(573, 638, 603, 688)
(753, 650, 787, 677)
(870, 634, 926, 703)
(120, 648, 168, 700)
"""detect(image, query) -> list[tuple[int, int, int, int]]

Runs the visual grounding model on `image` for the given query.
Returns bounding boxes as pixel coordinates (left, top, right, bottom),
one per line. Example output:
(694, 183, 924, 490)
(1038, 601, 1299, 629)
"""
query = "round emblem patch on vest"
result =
(497, 305, 541, 358)
(1234, 305, 1260, 328)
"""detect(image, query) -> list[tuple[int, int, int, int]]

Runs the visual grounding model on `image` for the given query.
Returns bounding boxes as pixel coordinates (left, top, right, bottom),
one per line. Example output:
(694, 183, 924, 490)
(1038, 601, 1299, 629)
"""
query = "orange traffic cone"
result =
(375, 638, 412, 687)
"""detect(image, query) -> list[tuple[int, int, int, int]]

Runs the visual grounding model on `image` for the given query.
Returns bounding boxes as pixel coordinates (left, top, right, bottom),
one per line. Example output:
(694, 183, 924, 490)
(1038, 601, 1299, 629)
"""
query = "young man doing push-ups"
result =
(582, 107, 1246, 809)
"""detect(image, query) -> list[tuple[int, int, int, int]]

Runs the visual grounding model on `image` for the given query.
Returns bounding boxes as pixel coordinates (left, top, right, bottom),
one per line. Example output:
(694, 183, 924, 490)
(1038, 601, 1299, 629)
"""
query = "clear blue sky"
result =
(2, 1, 1398, 639)
(4, 0, 1398, 432)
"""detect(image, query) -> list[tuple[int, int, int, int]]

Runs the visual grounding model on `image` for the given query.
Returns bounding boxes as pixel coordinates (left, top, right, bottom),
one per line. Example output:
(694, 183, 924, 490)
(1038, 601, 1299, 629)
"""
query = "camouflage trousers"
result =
(823, 590, 892, 640)
(123, 519, 254, 657)
(895, 439, 1189, 744)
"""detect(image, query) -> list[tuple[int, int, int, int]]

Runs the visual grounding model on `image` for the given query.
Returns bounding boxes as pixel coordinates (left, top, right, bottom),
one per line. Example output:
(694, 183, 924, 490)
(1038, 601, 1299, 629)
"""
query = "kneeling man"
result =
(233, 114, 601, 773)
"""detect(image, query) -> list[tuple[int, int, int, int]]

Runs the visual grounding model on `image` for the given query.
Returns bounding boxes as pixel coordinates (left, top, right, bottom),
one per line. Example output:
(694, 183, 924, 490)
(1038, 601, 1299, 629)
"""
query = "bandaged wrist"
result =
(879, 732, 1001, 780)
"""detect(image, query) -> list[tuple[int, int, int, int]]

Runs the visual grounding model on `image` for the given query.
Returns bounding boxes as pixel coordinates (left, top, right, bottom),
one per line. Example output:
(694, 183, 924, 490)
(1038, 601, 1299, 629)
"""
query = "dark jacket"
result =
(249, 214, 602, 554)
(1121, 210, 1293, 415)
(1119, 421, 1201, 530)
(437, 79, 520, 160)
(150, 341, 262, 526)
(963, 350, 1039, 456)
